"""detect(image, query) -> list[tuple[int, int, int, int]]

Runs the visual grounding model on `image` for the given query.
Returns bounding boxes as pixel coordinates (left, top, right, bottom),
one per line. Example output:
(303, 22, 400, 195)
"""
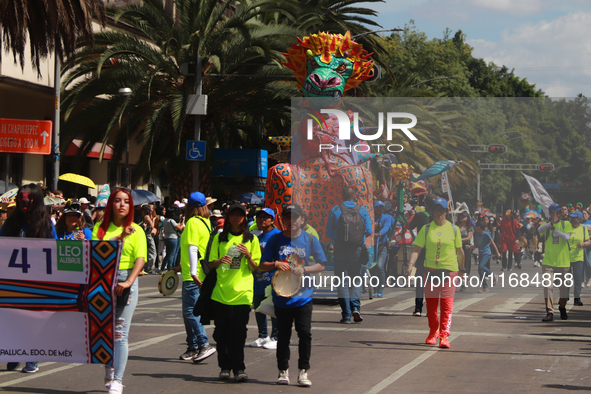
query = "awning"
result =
(65, 139, 114, 160)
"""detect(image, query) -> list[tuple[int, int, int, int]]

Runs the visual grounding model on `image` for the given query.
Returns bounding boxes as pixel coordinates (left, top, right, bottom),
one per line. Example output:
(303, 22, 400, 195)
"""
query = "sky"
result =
(372, 0, 591, 97)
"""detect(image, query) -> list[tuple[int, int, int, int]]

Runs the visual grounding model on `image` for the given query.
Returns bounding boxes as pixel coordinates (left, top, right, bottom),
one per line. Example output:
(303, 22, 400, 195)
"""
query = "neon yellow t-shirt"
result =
(92, 222, 147, 270)
(543, 220, 573, 268)
(414, 221, 462, 271)
(210, 232, 261, 305)
(569, 225, 588, 263)
(249, 222, 258, 231)
(180, 216, 212, 282)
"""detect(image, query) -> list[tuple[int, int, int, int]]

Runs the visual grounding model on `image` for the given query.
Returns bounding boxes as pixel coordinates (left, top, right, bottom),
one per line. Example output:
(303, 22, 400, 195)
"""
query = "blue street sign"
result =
(186, 140, 206, 161)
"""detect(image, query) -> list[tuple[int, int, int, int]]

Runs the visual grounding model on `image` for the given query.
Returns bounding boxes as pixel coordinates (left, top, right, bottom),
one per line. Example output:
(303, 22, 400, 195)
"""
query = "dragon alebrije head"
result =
(283, 31, 374, 98)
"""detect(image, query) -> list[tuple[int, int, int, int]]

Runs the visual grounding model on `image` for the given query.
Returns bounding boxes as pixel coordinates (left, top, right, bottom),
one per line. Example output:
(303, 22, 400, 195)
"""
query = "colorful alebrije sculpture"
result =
(265, 32, 377, 265)
(283, 31, 374, 98)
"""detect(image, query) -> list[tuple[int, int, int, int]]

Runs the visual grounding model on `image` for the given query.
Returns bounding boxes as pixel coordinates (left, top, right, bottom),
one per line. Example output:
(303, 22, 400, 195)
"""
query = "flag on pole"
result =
(522, 172, 554, 217)
(415, 160, 460, 181)
(441, 171, 455, 222)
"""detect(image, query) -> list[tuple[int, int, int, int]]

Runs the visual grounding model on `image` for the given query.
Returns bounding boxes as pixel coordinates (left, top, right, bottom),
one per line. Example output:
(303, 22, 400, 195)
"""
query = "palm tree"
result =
(0, 0, 105, 73)
(61, 0, 300, 195)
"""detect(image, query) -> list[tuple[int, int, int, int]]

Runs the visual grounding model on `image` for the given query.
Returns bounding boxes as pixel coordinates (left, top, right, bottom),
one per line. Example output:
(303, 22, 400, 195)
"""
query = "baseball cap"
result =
(548, 203, 561, 213)
(432, 197, 447, 210)
(569, 210, 584, 219)
(63, 200, 82, 215)
(374, 201, 385, 207)
(227, 203, 246, 215)
(282, 204, 304, 217)
(188, 192, 206, 207)
(79, 197, 90, 204)
(256, 207, 275, 219)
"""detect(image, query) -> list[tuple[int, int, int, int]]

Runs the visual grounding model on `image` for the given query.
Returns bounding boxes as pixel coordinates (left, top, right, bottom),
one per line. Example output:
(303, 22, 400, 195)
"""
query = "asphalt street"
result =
(2, 257, 591, 393)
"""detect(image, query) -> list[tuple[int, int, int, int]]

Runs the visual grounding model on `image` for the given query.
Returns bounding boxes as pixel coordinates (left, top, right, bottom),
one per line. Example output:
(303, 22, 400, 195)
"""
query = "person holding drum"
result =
(92, 188, 147, 394)
(178, 191, 217, 363)
(259, 204, 327, 387)
(406, 197, 464, 349)
(208, 203, 261, 382)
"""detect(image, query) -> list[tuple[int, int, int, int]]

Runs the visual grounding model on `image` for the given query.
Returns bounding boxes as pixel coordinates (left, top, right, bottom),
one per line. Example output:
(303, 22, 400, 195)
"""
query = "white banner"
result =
(441, 171, 455, 221)
(522, 172, 553, 217)
(0, 239, 121, 365)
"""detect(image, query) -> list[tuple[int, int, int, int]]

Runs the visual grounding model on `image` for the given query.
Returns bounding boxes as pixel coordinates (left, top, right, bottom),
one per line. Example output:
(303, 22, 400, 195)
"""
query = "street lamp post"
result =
(118, 87, 132, 187)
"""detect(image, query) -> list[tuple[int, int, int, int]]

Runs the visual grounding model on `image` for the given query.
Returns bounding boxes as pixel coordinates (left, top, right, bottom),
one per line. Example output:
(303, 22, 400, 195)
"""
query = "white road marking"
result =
(452, 292, 494, 312)
(0, 331, 184, 388)
(363, 334, 459, 394)
(489, 294, 538, 315)
(376, 297, 415, 312)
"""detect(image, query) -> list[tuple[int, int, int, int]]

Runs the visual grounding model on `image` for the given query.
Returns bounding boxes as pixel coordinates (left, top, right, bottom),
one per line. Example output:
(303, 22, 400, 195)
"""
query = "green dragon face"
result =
(302, 55, 353, 99)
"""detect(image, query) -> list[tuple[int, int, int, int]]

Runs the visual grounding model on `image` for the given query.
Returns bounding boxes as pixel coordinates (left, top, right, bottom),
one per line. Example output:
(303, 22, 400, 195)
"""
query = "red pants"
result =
(424, 270, 458, 338)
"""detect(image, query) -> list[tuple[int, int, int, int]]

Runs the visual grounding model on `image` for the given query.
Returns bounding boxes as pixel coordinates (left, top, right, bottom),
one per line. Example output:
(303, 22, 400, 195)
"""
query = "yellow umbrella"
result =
(59, 173, 96, 189)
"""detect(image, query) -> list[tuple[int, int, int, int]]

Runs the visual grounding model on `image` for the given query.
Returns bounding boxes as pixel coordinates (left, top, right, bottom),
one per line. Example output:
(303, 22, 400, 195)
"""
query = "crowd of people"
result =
(3, 182, 591, 391)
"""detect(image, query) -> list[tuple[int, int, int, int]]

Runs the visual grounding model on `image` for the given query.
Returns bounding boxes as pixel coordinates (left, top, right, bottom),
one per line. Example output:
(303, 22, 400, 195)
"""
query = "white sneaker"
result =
(104, 366, 114, 387)
(249, 337, 269, 348)
(277, 369, 289, 385)
(108, 381, 123, 394)
(263, 338, 277, 350)
(298, 369, 312, 387)
(586, 279, 591, 288)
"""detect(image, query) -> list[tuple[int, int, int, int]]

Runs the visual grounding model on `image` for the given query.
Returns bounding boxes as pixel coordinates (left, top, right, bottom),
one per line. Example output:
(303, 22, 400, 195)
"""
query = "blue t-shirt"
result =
(376, 213, 395, 245)
(474, 231, 492, 255)
(57, 228, 93, 240)
(261, 230, 327, 309)
(253, 228, 282, 295)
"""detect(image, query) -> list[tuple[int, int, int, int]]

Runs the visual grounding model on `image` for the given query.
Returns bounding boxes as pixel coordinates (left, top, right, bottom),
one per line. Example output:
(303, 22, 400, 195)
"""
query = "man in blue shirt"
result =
(373, 201, 394, 297)
(260, 204, 326, 387)
(327, 187, 372, 323)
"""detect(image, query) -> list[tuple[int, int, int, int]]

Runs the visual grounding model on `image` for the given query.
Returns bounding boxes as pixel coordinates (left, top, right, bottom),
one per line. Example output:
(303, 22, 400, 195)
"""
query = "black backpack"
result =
(196, 217, 217, 275)
(337, 204, 365, 244)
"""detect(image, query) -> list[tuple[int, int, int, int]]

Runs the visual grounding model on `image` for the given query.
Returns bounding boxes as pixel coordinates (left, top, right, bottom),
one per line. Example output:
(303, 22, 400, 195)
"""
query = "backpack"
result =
(337, 204, 365, 244)
(196, 217, 217, 275)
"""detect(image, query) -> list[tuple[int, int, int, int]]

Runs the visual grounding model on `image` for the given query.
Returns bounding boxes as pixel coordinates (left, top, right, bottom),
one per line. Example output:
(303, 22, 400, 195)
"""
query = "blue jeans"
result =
(182, 281, 209, 349)
(569, 261, 584, 299)
(114, 269, 138, 384)
(375, 244, 388, 291)
(162, 238, 180, 271)
(478, 254, 493, 289)
(334, 242, 362, 320)
(253, 294, 277, 339)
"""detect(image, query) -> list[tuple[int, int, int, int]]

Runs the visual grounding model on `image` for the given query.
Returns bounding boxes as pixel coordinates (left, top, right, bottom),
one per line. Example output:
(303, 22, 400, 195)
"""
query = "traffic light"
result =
(564, 183, 574, 188)
(487, 144, 507, 154)
(539, 163, 554, 172)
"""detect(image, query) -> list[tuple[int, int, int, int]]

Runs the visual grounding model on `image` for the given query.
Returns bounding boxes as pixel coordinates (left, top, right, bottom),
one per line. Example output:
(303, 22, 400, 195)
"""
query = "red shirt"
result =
(500, 217, 520, 241)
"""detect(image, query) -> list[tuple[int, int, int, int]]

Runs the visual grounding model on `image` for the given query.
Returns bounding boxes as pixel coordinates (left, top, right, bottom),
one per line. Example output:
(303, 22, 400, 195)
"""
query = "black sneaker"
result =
(574, 298, 584, 306)
(179, 348, 199, 361)
(235, 370, 248, 382)
(7, 363, 20, 371)
(193, 345, 216, 363)
(542, 313, 554, 322)
(412, 309, 422, 317)
(559, 307, 568, 320)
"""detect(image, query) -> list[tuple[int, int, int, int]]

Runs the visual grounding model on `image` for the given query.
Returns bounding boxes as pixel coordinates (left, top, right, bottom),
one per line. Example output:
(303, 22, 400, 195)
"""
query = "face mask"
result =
(18, 192, 33, 214)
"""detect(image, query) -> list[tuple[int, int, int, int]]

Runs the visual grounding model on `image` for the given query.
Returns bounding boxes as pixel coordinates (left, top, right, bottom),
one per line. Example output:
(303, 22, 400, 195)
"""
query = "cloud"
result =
(469, 12, 591, 97)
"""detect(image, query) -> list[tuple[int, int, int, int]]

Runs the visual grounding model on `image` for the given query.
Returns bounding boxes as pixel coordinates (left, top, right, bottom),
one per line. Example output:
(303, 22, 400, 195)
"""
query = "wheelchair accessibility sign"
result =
(186, 140, 206, 161)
